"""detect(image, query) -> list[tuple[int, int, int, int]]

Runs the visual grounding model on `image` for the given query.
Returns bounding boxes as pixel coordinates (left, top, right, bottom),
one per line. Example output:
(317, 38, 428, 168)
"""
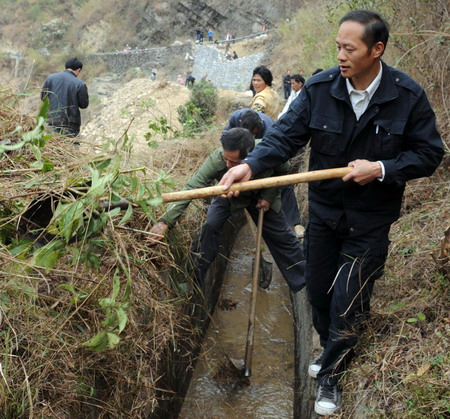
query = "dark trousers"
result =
(305, 214, 390, 386)
(281, 185, 301, 227)
(284, 85, 291, 100)
(192, 197, 306, 292)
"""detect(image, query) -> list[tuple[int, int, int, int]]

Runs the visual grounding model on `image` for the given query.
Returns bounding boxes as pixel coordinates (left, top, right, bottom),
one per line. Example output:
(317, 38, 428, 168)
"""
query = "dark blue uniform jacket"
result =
(244, 62, 444, 236)
(221, 109, 274, 141)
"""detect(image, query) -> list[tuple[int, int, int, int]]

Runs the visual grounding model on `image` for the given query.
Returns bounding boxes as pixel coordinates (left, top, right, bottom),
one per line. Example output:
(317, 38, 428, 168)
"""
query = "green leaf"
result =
(32, 239, 64, 271)
(42, 158, 55, 173)
(118, 205, 133, 226)
(116, 308, 128, 333)
(147, 197, 163, 206)
(9, 239, 34, 257)
(123, 279, 132, 301)
(93, 158, 112, 171)
(407, 317, 418, 323)
(106, 207, 121, 218)
(106, 332, 120, 349)
(58, 283, 75, 294)
(82, 331, 108, 352)
(39, 98, 50, 120)
(61, 201, 85, 242)
(112, 274, 120, 300)
(416, 313, 426, 321)
(99, 297, 114, 308)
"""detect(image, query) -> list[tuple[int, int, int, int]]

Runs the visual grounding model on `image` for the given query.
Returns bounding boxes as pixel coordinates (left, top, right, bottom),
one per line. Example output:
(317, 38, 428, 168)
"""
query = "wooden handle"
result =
(161, 167, 352, 203)
(244, 207, 264, 377)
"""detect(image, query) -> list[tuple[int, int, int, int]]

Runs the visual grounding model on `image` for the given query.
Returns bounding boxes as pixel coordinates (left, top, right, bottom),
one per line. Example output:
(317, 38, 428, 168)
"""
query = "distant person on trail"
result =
(151, 68, 157, 81)
(278, 74, 305, 119)
(250, 66, 280, 121)
(195, 26, 201, 43)
(177, 74, 185, 85)
(232, 51, 238, 60)
(283, 70, 292, 99)
(199, 26, 205, 43)
(148, 127, 306, 293)
(41, 57, 89, 138)
(208, 28, 214, 42)
(186, 74, 195, 87)
(218, 10, 443, 416)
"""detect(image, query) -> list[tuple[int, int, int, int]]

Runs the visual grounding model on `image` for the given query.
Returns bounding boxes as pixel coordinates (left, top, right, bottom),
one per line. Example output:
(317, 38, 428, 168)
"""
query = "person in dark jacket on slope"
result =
(219, 10, 443, 416)
(41, 57, 89, 138)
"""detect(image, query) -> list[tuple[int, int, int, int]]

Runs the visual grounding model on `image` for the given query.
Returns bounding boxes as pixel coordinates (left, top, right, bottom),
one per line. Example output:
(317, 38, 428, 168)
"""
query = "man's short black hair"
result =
(291, 74, 305, 85)
(252, 66, 273, 87)
(340, 10, 389, 52)
(239, 109, 262, 137)
(312, 68, 323, 76)
(222, 127, 255, 160)
(65, 57, 83, 70)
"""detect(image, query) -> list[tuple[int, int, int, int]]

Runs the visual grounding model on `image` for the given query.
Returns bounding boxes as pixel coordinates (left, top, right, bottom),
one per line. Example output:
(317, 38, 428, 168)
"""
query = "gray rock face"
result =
(89, 41, 265, 92)
(192, 45, 264, 91)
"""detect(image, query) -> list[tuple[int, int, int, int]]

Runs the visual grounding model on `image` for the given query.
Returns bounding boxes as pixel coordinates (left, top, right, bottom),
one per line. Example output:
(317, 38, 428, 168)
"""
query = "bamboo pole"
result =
(161, 167, 352, 203)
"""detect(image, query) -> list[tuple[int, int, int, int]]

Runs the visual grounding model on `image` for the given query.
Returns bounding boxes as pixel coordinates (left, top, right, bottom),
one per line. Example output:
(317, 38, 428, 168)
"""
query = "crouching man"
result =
(149, 127, 305, 293)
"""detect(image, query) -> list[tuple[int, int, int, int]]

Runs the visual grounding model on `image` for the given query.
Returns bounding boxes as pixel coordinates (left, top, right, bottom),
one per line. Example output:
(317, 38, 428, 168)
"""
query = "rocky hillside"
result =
(0, 0, 304, 54)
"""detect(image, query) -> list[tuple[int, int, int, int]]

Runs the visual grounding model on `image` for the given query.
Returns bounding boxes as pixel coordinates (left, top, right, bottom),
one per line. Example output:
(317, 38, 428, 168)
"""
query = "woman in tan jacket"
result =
(250, 66, 280, 121)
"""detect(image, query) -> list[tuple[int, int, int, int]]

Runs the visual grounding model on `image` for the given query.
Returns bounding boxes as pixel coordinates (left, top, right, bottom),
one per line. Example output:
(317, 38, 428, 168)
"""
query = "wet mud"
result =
(179, 223, 296, 418)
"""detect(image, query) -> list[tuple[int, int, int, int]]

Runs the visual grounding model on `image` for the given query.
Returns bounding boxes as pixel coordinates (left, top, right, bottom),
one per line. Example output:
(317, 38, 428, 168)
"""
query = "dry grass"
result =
(0, 88, 205, 417)
(340, 169, 450, 417)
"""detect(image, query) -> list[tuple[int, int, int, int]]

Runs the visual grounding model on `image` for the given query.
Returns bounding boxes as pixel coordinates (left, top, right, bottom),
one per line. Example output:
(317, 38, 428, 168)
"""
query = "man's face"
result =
(291, 79, 303, 92)
(222, 150, 242, 169)
(336, 20, 383, 89)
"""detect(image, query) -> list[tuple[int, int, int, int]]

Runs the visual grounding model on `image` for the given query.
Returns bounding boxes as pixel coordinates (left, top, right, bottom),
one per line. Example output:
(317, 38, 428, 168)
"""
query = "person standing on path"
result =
(278, 74, 305, 119)
(283, 70, 292, 99)
(41, 57, 89, 138)
(219, 10, 443, 416)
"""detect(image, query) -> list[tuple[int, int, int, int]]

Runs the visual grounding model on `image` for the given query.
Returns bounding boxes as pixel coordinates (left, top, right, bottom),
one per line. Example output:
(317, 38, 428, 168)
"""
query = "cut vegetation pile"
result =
(0, 87, 197, 417)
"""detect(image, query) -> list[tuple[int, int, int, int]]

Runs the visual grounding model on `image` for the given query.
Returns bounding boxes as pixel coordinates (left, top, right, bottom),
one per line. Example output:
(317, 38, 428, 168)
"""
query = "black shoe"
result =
(314, 382, 341, 416)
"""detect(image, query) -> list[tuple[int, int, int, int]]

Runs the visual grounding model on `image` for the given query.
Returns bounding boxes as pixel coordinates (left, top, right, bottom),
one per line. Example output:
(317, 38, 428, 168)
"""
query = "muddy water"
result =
(179, 223, 295, 419)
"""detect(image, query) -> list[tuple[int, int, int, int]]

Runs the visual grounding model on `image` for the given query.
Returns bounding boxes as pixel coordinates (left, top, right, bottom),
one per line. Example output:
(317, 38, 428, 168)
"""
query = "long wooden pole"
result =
(244, 207, 264, 377)
(161, 167, 352, 203)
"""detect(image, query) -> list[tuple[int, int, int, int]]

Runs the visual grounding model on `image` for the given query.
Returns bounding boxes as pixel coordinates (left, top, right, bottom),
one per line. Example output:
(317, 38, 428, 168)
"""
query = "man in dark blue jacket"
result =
(41, 57, 89, 138)
(220, 108, 274, 141)
(220, 10, 443, 416)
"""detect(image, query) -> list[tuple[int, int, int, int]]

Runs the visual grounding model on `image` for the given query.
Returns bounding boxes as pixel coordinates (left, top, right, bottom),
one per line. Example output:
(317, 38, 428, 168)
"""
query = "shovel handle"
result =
(244, 207, 264, 377)
(161, 167, 352, 203)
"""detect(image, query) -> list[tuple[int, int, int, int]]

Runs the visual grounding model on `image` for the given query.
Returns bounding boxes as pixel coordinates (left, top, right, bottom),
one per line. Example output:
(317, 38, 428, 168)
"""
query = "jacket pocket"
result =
(309, 114, 344, 156)
(374, 119, 406, 159)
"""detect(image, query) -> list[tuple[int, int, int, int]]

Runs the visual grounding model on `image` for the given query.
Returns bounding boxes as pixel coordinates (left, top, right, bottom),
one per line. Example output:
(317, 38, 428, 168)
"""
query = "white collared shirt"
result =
(346, 63, 385, 181)
(346, 63, 382, 120)
(278, 88, 301, 119)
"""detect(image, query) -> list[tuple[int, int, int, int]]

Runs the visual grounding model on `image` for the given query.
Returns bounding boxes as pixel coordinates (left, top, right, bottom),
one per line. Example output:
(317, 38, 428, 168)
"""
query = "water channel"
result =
(179, 223, 297, 418)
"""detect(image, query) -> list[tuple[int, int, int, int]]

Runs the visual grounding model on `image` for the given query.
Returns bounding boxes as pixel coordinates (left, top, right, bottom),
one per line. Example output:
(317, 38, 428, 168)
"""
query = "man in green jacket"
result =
(150, 127, 305, 292)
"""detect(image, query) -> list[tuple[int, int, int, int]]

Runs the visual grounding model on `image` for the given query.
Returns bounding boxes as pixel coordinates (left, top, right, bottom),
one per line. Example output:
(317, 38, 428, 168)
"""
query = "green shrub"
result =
(177, 80, 218, 134)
